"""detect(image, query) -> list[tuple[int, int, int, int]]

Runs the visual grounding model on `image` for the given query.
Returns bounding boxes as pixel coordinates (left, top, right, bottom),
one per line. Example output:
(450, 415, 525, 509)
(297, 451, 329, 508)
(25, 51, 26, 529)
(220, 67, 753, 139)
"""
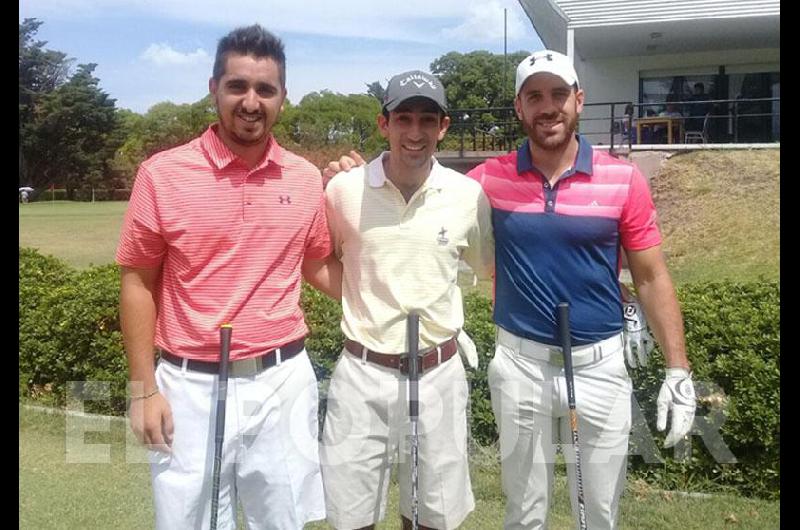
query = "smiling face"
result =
(209, 53, 286, 155)
(514, 72, 584, 152)
(378, 97, 450, 173)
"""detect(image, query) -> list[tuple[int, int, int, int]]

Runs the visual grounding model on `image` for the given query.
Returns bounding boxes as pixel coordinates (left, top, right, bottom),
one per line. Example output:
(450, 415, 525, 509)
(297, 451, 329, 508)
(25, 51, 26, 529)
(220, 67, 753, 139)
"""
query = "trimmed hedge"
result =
(18, 247, 779, 498)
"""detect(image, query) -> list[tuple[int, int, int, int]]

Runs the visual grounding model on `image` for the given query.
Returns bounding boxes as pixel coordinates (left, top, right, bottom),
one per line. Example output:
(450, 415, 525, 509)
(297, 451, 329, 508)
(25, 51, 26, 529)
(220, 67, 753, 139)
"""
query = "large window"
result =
(640, 69, 779, 143)
(640, 75, 717, 117)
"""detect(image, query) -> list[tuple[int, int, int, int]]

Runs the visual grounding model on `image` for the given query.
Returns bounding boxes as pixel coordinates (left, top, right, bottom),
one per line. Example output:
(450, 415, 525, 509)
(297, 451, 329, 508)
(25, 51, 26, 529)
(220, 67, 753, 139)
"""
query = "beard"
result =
(522, 111, 578, 152)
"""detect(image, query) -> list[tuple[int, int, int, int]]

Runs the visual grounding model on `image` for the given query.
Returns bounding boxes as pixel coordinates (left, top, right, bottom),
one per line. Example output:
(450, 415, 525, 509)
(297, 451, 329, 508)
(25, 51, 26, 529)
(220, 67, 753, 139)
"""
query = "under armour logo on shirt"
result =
(530, 53, 554, 65)
(279, 195, 291, 204)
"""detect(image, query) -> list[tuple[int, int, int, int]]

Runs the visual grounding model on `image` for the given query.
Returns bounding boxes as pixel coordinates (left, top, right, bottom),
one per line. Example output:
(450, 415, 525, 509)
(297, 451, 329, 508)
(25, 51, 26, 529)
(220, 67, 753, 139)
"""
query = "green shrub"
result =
(19, 249, 125, 414)
(628, 280, 780, 499)
(18, 247, 779, 498)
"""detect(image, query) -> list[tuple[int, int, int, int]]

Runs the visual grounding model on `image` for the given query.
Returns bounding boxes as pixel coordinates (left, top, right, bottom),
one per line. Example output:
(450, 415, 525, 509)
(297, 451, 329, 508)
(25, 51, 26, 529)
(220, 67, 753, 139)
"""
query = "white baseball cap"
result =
(515, 50, 580, 96)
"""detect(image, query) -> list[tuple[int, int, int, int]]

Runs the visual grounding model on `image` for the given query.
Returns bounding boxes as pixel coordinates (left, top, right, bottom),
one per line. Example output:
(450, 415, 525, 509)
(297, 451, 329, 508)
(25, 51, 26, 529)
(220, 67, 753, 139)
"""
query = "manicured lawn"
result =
(20, 405, 779, 529)
(19, 201, 128, 269)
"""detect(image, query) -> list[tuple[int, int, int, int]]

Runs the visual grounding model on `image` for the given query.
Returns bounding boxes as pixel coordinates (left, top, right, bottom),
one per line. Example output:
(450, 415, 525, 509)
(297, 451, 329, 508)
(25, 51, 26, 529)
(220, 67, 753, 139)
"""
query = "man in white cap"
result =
(320, 70, 494, 530)
(466, 49, 695, 529)
(323, 50, 694, 529)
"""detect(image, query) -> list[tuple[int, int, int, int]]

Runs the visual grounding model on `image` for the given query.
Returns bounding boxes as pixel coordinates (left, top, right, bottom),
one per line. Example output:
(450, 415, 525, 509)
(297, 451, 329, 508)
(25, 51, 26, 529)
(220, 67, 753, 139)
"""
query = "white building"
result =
(516, 0, 780, 144)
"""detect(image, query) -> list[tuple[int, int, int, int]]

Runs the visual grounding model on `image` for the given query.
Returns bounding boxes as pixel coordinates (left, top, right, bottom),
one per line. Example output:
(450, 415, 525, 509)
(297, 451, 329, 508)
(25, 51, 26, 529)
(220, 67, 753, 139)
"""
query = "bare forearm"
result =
(628, 247, 690, 370)
(302, 254, 343, 301)
(120, 268, 159, 392)
(636, 275, 689, 368)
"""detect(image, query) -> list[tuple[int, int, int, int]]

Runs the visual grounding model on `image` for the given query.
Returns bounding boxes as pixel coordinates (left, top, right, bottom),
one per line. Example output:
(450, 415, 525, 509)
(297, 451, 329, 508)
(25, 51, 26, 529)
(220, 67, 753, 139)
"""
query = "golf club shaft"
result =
(210, 324, 232, 530)
(407, 313, 420, 530)
(557, 303, 587, 530)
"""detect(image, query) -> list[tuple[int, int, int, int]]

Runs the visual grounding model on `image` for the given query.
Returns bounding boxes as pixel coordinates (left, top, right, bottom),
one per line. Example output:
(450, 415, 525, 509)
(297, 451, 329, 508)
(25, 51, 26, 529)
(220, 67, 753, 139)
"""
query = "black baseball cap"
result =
(382, 70, 448, 114)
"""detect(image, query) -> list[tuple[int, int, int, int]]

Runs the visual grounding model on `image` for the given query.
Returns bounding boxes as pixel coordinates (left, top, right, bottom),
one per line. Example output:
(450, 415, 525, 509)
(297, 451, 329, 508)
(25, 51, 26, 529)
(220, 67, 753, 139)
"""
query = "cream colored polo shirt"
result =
(325, 152, 494, 353)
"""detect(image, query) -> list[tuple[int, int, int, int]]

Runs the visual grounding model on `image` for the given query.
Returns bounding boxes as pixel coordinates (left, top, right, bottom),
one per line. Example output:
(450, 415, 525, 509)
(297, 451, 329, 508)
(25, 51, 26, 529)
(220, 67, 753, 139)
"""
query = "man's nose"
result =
(241, 89, 259, 112)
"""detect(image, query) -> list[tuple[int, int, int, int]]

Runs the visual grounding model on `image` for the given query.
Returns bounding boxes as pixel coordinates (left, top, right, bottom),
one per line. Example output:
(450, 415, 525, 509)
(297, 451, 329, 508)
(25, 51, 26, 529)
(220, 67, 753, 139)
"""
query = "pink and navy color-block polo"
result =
(116, 126, 332, 361)
(467, 135, 661, 346)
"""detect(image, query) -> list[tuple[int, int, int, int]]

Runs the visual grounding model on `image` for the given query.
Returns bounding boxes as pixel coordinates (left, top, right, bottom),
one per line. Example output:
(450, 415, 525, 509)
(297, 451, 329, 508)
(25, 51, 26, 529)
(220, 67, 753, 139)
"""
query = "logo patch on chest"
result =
(437, 227, 449, 245)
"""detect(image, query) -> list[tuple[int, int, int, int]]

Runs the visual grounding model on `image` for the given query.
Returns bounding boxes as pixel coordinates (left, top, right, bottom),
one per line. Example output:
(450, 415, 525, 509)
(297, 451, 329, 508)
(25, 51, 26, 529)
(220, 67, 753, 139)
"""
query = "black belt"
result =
(158, 337, 305, 376)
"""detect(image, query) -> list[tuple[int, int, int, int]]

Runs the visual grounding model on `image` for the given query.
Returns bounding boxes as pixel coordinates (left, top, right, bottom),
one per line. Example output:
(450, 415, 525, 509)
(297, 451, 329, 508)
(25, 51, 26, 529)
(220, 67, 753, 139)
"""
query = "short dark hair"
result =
(213, 24, 286, 86)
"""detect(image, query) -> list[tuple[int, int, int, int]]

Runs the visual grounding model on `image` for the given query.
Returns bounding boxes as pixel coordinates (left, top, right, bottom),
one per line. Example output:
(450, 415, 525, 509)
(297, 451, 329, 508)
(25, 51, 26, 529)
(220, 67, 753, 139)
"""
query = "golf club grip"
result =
(557, 303, 576, 407)
(215, 325, 232, 438)
(407, 313, 420, 418)
(210, 324, 232, 530)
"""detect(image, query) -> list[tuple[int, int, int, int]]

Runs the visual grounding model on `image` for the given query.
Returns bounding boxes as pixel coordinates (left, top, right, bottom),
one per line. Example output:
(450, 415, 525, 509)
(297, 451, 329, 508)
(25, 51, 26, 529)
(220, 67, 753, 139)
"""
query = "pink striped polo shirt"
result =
(467, 135, 661, 345)
(116, 126, 332, 361)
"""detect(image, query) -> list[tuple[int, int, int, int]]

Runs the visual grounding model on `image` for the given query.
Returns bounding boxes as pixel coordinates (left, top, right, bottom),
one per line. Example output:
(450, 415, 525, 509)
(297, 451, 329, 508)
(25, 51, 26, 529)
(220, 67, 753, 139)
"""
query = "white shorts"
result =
(489, 328, 632, 530)
(320, 349, 475, 530)
(149, 350, 325, 530)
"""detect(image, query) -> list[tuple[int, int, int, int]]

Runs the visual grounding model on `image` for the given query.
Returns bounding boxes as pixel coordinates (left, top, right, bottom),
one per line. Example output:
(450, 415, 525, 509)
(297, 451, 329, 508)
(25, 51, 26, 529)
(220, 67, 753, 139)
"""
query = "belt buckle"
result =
(548, 347, 564, 366)
(399, 354, 423, 376)
(229, 357, 258, 378)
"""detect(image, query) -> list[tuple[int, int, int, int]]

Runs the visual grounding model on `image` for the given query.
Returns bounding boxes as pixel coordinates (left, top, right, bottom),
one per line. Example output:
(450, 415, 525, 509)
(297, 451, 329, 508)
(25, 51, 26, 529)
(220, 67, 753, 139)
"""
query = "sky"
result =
(20, 0, 544, 114)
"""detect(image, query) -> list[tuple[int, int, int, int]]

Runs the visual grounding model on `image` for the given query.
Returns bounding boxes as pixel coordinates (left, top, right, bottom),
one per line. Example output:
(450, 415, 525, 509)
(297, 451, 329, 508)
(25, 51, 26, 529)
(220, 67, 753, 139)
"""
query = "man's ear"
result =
(438, 115, 451, 141)
(377, 113, 390, 139)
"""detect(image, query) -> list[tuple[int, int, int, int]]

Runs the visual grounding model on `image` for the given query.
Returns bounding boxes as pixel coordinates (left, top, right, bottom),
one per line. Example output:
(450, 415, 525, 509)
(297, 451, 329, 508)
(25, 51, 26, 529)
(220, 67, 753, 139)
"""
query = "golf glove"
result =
(622, 299, 655, 368)
(656, 368, 696, 447)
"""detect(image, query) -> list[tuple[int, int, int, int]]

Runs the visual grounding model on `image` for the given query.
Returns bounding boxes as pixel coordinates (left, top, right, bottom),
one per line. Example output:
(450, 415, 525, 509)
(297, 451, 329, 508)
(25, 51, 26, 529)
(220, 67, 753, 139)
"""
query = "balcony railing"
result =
(443, 97, 779, 154)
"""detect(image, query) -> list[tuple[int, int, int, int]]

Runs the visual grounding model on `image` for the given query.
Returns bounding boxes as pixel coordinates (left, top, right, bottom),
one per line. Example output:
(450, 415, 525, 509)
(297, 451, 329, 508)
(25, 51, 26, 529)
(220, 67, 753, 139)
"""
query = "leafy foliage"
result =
(19, 246, 780, 498)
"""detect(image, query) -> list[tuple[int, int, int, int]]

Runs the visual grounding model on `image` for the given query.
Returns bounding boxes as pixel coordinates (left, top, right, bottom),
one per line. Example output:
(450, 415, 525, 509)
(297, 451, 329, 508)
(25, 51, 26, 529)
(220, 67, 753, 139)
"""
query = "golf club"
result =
(210, 324, 232, 530)
(557, 303, 587, 530)
(407, 312, 420, 530)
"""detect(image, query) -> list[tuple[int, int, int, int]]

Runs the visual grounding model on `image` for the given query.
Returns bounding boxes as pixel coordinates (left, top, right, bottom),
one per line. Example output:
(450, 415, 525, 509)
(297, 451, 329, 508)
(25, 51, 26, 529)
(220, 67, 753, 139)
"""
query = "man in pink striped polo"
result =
(468, 50, 695, 529)
(116, 25, 340, 530)
(324, 50, 697, 529)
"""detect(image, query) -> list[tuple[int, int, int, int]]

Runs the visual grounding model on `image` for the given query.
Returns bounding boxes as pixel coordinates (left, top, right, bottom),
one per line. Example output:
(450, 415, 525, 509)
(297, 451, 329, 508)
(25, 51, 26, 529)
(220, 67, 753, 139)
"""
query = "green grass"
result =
(20, 405, 779, 529)
(17, 150, 780, 283)
(651, 150, 779, 284)
(19, 201, 128, 269)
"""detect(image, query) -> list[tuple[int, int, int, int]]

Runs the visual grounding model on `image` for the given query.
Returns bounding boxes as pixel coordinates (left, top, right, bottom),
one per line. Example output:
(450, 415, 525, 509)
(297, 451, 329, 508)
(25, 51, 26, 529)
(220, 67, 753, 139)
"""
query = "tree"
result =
(111, 96, 216, 185)
(278, 91, 384, 161)
(19, 18, 72, 186)
(430, 50, 528, 111)
(24, 64, 122, 198)
(365, 81, 386, 103)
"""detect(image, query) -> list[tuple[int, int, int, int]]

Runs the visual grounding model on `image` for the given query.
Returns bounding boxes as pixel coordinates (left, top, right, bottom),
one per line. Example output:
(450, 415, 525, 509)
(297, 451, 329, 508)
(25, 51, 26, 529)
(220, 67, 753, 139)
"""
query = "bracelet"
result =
(130, 389, 159, 401)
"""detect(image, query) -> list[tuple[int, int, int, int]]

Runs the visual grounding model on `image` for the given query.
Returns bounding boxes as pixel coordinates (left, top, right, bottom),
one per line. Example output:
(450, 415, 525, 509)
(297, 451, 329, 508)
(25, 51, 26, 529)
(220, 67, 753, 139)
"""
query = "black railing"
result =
(444, 107, 523, 155)
(444, 96, 779, 154)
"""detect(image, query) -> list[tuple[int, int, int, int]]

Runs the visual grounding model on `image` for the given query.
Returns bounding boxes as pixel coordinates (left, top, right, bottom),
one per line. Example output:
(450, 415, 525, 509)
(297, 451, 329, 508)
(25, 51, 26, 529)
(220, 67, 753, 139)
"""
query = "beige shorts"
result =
(320, 348, 475, 530)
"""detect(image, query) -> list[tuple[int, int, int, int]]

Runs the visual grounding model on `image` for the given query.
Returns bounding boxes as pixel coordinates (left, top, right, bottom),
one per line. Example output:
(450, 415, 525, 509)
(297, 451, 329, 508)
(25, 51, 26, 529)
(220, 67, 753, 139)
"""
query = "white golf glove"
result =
(622, 300, 655, 368)
(656, 368, 697, 447)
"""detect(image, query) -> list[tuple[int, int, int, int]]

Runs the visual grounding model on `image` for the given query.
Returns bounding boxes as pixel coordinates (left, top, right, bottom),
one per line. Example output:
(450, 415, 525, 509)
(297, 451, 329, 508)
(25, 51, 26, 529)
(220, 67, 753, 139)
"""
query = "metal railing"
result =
(443, 96, 779, 154)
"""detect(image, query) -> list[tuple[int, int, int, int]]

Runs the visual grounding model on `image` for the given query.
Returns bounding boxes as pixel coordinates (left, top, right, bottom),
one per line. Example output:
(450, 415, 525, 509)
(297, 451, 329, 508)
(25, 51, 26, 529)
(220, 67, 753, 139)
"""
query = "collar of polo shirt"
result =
(367, 151, 444, 191)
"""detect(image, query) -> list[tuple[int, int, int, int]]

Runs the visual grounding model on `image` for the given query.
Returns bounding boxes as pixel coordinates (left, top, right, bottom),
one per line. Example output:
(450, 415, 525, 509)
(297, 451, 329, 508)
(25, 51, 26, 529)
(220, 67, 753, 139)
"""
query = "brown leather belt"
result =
(344, 337, 458, 375)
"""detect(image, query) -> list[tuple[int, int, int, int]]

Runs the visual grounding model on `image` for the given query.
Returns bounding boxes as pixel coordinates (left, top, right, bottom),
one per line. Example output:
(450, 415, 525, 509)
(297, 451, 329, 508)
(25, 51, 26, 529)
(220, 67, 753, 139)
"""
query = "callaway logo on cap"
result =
(382, 70, 448, 113)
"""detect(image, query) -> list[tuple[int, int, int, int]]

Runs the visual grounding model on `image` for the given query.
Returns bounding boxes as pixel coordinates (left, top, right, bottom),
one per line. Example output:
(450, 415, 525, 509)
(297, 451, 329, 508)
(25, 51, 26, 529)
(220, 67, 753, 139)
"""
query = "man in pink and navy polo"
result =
(468, 50, 696, 529)
(116, 25, 340, 530)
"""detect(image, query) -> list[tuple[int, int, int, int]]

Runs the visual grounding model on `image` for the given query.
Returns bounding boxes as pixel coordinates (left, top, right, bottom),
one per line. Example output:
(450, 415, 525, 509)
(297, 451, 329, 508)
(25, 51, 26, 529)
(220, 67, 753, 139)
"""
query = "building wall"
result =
(577, 47, 779, 145)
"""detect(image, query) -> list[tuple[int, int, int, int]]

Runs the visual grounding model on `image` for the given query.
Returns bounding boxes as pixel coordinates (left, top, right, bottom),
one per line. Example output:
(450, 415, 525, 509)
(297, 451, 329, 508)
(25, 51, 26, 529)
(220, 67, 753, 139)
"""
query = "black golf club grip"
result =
(407, 313, 420, 418)
(557, 303, 576, 406)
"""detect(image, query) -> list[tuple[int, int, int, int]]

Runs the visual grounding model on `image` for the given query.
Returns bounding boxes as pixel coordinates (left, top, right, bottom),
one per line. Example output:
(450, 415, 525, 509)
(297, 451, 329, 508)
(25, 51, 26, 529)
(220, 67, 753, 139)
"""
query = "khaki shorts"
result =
(320, 348, 475, 530)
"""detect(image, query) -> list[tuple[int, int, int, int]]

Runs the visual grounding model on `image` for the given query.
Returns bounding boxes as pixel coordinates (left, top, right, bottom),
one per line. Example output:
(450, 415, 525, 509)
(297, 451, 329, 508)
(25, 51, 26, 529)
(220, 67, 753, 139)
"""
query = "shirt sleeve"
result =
(619, 165, 662, 251)
(304, 191, 333, 260)
(462, 186, 495, 279)
(115, 164, 166, 268)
